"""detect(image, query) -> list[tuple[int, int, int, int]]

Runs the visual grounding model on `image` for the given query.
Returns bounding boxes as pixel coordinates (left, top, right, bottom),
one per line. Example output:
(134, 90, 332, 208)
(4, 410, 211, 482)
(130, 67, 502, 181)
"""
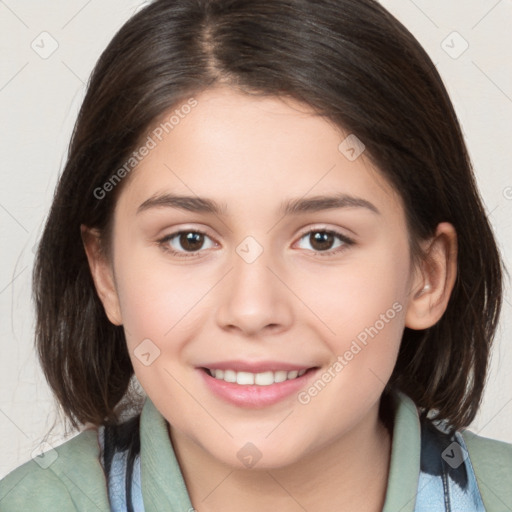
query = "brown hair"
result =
(34, 0, 503, 434)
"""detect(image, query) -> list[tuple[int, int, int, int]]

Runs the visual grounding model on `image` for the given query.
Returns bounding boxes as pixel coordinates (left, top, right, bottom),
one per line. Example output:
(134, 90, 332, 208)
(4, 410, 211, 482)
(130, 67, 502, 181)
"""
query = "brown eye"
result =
(158, 230, 216, 257)
(296, 229, 354, 256)
(178, 232, 205, 252)
(309, 231, 336, 251)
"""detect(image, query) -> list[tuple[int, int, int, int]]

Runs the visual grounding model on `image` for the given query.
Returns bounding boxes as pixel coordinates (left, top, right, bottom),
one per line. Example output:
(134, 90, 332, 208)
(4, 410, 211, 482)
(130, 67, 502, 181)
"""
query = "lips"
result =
(197, 364, 320, 408)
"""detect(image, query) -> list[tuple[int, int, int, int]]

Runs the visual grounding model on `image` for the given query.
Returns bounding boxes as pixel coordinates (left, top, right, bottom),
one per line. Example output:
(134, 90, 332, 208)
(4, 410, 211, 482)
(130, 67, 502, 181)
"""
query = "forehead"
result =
(115, 86, 404, 221)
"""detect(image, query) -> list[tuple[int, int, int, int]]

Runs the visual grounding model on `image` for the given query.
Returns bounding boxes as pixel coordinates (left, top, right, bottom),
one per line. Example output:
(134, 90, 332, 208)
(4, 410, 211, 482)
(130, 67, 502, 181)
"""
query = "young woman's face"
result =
(104, 86, 418, 469)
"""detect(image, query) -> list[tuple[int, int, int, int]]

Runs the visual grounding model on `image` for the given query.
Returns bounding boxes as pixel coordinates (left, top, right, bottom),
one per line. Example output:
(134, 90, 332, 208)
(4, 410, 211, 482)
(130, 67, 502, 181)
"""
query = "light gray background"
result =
(0, 0, 511, 478)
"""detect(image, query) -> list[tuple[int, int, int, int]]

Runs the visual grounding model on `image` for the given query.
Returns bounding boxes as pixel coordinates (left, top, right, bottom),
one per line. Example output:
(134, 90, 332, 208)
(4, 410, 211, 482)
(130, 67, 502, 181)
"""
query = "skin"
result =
(83, 85, 457, 511)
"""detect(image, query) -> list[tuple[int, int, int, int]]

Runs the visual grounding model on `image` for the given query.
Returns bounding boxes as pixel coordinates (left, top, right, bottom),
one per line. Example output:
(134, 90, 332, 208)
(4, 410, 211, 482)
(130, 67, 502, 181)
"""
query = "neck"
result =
(169, 396, 394, 512)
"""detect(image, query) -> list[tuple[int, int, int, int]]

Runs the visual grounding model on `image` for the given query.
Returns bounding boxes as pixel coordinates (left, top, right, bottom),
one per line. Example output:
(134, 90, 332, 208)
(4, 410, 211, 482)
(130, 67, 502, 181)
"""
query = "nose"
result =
(215, 244, 294, 337)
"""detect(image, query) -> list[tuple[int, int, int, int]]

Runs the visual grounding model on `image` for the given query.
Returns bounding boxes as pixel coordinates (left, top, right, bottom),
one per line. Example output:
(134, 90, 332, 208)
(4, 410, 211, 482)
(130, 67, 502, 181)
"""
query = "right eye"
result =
(157, 229, 217, 258)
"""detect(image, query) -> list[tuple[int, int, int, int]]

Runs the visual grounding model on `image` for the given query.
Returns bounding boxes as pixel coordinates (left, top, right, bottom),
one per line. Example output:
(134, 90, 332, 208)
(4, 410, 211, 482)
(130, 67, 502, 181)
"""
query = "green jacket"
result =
(1, 391, 511, 511)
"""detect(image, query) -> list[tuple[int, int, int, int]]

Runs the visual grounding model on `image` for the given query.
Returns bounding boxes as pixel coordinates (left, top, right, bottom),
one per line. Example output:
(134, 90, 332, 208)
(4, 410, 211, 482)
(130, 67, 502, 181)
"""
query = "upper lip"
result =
(198, 360, 317, 373)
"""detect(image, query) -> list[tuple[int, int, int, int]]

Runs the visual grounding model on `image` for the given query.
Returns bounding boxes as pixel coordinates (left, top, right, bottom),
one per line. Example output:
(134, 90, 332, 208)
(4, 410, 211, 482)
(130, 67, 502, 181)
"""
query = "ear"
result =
(405, 222, 457, 330)
(80, 225, 123, 326)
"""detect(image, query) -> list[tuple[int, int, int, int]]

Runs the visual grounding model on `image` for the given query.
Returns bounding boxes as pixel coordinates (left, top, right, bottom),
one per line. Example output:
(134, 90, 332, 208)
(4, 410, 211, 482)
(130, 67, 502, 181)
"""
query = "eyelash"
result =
(157, 228, 355, 259)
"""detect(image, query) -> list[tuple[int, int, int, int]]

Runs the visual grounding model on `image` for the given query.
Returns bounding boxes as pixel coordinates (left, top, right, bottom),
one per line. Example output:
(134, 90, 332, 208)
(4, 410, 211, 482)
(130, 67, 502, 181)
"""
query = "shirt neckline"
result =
(139, 390, 421, 512)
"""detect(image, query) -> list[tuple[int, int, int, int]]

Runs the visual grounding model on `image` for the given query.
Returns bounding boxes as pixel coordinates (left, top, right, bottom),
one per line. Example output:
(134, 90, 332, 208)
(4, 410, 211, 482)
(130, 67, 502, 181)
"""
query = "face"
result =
(91, 86, 422, 470)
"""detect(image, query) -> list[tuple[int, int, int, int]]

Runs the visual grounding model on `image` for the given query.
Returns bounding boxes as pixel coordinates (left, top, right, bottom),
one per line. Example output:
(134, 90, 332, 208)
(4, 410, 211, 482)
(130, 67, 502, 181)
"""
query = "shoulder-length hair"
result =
(34, 0, 503, 433)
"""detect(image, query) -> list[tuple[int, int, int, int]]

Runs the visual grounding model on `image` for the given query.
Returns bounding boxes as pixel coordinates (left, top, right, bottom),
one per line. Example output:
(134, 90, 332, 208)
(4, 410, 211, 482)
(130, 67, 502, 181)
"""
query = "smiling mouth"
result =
(200, 367, 318, 386)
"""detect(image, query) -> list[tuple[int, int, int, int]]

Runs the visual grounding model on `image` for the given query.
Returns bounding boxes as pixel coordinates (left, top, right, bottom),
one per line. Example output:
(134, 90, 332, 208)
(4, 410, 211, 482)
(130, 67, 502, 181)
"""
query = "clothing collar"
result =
(139, 390, 421, 511)
(382, 390, 422, 512)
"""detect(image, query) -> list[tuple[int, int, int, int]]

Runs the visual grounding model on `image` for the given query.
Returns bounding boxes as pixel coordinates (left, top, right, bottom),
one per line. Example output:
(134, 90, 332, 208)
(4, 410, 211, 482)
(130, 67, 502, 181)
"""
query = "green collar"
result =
(382, 391, 421, 512)
(140, 390, 421, 511)
(139, 398, 194, 511)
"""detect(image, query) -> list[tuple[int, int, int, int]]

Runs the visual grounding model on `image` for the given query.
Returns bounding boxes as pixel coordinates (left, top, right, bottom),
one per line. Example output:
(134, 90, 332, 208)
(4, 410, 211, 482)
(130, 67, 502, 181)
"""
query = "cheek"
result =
(113, 250, 207, 398)
(303, 240, 410, 378)
(309, 242, 409, 330)
(290, 249, 409, 433)
(112, 241, 199, 350)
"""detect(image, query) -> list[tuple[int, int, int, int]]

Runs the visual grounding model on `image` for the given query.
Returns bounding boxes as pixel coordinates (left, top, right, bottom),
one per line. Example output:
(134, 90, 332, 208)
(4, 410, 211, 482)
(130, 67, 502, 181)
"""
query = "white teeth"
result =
(223, 369, 236, 383)
(209, 368, 309, 385)
(274, 370, 288, 383)
(236, 371, 255, 385)
(255, 371, 274, 385)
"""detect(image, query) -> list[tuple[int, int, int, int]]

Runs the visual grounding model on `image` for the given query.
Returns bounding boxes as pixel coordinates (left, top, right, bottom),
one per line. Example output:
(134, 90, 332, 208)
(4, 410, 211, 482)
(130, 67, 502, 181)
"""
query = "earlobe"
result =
(405, 222, 457, 330)
(80, 225, 123, 326)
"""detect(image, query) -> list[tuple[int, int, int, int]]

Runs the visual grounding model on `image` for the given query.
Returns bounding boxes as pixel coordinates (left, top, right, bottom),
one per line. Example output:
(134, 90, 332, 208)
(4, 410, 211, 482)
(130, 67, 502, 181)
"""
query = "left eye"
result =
(295, 229, 354, 255)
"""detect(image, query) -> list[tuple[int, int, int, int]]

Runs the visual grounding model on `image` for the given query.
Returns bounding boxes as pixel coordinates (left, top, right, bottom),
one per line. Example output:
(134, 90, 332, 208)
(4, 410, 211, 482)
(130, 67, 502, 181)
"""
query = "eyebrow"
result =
(136, 192, 380, 216)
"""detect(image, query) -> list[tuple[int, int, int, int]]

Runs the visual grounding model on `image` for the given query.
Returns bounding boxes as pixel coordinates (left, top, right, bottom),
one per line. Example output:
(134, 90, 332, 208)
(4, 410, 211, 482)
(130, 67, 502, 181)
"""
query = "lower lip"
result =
(197, 367, 319, 408)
